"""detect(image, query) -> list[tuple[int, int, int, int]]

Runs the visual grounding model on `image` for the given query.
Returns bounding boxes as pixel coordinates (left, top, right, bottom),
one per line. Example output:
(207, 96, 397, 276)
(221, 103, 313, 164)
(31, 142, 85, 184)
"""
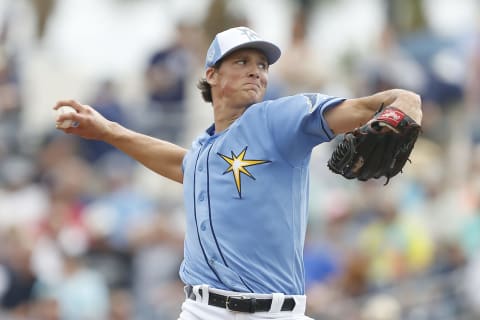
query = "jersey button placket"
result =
(195, 143, 216, 266)
(200, 141, 225, 275)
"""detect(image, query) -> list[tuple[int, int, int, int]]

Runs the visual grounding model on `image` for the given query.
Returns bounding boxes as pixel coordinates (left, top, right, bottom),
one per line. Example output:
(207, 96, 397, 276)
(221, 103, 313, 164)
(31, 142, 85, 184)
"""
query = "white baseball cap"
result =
(204, 26, 281, 69)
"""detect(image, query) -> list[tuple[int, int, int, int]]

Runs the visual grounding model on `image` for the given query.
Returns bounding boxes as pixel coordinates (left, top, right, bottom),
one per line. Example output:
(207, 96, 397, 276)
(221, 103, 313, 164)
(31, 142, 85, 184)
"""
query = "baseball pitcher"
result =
(54, 26, 422, 319)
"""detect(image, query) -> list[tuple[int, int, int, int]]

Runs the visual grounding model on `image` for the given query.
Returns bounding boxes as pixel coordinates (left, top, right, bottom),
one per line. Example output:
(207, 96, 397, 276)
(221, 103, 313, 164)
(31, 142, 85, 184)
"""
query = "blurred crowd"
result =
(0, 0, 479, 319)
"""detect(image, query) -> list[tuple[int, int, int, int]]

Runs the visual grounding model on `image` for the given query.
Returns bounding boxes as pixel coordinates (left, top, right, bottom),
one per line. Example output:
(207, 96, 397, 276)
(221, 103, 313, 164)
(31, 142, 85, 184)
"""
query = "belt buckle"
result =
(226, 295, 257, 313)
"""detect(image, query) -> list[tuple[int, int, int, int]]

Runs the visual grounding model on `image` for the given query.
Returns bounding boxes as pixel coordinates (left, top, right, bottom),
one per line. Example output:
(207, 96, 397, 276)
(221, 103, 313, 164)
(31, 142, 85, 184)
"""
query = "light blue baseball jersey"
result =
(180, 93, 345, 295)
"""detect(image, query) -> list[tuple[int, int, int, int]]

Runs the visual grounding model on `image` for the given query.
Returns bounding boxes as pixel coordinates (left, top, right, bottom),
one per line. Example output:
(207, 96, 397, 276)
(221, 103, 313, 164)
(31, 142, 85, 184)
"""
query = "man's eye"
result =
(236, 60, 246, 65)
(259, 63, 267, 69)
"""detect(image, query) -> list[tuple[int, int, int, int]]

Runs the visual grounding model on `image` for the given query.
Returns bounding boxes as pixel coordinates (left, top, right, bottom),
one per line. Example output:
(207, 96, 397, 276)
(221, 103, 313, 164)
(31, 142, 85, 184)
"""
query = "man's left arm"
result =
(324, 89, 422, 135)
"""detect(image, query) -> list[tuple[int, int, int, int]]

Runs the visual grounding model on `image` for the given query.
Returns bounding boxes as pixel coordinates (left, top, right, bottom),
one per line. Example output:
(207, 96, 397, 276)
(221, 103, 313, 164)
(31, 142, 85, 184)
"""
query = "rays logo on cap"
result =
(238, 27, 260, 41)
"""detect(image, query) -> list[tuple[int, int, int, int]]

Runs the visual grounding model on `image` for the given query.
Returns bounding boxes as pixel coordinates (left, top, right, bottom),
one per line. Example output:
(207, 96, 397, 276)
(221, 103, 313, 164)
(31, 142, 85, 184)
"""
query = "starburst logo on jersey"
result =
(217, 147, 270, 198)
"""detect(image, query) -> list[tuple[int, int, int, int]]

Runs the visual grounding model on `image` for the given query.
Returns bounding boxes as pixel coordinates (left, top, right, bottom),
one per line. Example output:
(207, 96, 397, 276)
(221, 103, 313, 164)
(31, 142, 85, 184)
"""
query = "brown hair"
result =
(197, 61, 223, 103)
(197, 78, 213, 103)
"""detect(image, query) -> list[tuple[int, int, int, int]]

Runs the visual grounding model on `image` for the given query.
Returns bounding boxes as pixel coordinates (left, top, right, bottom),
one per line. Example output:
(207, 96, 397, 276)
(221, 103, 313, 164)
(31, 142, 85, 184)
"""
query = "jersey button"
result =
(198, 164, 204, 172)
(198, 191, 205, 201)
(200, 220, 207, 231)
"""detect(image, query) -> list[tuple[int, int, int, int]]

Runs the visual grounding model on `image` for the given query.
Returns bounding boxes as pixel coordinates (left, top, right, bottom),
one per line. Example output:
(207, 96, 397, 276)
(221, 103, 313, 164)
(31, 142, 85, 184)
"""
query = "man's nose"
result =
(248, 67, 260, 78)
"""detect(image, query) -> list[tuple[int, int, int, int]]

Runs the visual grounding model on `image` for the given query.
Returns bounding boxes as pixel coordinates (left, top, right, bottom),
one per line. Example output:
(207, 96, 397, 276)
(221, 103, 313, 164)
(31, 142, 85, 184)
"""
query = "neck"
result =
(213, 103, 247, 133)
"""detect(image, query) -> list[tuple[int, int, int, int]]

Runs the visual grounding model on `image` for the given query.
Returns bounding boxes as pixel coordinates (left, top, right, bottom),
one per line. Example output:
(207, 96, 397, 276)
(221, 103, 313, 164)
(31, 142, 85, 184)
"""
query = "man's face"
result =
(208, 48, 269, 108)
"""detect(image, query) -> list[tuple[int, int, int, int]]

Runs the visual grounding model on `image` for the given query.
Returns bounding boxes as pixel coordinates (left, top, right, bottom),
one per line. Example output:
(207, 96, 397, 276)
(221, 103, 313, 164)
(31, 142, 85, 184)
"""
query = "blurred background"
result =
(0, 0, 478, 319)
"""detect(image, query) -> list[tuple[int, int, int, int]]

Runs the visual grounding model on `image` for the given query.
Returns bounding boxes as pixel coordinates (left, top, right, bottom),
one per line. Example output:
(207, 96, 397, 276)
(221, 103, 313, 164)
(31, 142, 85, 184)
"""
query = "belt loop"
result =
(192, 285, 202, 303)
(183, 285, 191, 299)
(269, 293, 285, 313)
(292, 295, 306, 314)
(200, 284, 210, 304)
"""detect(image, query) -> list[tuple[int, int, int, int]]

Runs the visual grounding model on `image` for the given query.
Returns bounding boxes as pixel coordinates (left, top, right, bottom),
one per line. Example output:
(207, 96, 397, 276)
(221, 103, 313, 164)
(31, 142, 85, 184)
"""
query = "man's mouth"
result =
(243, 83, 262, 92)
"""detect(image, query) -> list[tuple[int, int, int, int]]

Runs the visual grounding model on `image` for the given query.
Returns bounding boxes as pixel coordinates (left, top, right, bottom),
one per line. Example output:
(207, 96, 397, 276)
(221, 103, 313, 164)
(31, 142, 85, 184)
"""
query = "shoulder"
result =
(246, 95, 306, 115)
(264, 93, 335, 109)
(267, 94, 305, 106)
(242, 93, 335, 119)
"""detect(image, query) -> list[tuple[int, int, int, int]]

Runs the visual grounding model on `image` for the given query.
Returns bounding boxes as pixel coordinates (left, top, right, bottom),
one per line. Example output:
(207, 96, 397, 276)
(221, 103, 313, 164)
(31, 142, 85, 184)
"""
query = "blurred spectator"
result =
(430, 240, 466, 275)
(0, 46, 21, 158)
(0, 155, 49, 233)
(80, 80, 129, 163)
(29, 296, 59, 320)
(411, 157, 471, 245)
(357, 199, 434, 289)
(306, 248, 371, 319)
(29, 185, 107, 319)
(202, 0, 247, 43)
(385, 0, 428, 36)
(82, 153, 158, 290)
(128, 209, 184, 319)
(304, 192, 358, 291)
(465, 26, 480, 144)
(29, 162, 108, 319)
(303, 237, 340, 292)
(457, 163, 480, 291)
(33, 251, 110, 320)
(459, 209, 480, 261)
(143, 23, 197, 144)
(357, 22, 457, 153)
(360, 24, 427, 95)
(360, 293, 401, 320)
(402, 32, 464, 110)
(0, 228, 36, 318)
(305, 191, 370, 318)
(275, 10, 325, 95)
(358, 22, 465, 144)
(36, 133, 81, 176)
(384, 1, 465, 116)
(337, 250, 371, 298)
(464, 253, 480, 317)
(81, 152, 184, 318)
(109, 288, 133, 320)
(31, 193, 90, 288)
(31, 0, 56, 41)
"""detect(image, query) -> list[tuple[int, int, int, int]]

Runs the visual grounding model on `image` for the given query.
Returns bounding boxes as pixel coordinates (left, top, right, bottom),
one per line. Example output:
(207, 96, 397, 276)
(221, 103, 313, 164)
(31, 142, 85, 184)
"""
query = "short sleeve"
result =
(264, 93, 345, 165)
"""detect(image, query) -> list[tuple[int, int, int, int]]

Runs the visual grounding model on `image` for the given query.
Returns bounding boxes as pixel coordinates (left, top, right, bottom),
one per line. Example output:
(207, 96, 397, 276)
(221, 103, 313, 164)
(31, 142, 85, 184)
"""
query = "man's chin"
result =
(245, 92, 264, 105)
(244, 99, 261, 108)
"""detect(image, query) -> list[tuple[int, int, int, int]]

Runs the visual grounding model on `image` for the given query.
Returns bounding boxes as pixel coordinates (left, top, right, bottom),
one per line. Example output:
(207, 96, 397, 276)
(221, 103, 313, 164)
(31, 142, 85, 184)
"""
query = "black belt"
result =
(186, 285, 296, 313)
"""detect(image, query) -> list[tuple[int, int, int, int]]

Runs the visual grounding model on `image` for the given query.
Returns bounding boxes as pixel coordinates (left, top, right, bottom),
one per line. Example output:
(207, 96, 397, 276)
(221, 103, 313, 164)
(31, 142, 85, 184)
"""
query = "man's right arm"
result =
(54, 100, 187, 183)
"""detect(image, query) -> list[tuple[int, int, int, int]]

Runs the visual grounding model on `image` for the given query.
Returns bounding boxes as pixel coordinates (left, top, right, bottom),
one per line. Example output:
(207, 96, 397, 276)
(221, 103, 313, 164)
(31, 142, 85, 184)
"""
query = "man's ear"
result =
(205, 67, 217, 86)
